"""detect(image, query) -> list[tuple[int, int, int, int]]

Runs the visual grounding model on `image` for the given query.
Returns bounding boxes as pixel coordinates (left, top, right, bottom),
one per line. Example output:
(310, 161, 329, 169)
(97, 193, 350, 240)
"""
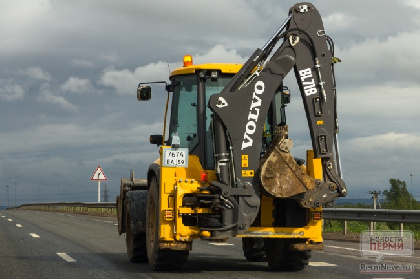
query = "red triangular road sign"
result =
(91, 166, 107, 180)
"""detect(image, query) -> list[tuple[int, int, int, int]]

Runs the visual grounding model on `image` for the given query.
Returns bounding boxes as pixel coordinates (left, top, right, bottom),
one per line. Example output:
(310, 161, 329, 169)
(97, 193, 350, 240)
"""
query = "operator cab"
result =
(138, 55, 290, 170)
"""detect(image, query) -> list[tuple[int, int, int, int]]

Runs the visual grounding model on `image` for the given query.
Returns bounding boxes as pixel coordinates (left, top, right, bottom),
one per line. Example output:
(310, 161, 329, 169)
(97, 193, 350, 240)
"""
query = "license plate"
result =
(162, 148, 188, 167)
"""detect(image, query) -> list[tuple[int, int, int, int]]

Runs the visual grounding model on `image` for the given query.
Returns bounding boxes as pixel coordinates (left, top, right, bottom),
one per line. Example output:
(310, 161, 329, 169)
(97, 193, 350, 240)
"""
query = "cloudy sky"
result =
(1, 0, 419, 206)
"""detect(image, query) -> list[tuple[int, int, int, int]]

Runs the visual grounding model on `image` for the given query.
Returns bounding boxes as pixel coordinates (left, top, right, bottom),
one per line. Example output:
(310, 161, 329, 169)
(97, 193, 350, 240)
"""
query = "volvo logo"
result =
(241, 81, 264, 150)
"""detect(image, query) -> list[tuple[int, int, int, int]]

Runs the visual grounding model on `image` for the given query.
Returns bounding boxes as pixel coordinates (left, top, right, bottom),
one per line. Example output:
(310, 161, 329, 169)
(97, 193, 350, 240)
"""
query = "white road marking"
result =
(16, 224, 22, 228)
(57, 213, 116, 225)
(325, 245, 358, 251)
(29, 233, 40, 238)
(57, 253, 76, 263)
(325, 245, 341, 249)
(1, 216, 5, 218)
(7, 219, 13, 221)
(208, 242, 234, 246)
(342, 247, 358, 251)
(325, 244, 420, 259)
(309, 261, 338, 267)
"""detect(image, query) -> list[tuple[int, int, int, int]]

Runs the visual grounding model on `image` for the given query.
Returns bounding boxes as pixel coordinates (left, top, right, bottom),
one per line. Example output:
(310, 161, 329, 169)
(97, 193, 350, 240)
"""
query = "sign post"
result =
(91, 166, 107, 202)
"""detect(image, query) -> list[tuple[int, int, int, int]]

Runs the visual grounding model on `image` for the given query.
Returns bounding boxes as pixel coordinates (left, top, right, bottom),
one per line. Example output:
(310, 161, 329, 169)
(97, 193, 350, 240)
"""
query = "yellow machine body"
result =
(156, 144, 323, 249)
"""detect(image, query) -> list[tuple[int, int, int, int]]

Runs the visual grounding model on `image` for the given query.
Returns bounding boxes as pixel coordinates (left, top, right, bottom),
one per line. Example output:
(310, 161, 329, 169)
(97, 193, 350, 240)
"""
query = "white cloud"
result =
(323, 12, 355, 32)
(336, 84, 420, 143)
(340, 132, 420, 192)
(0, 79, 25, 101)
(346, 132, 420, 152)
(0, 0, 51, 52)
(0, 121, 161, 155)
(17, 67, 52, 81)
(193, 44, 246, 64)
(71, 59, 95, 68)
(98, 67, 140, 96)
(0, 0, 51, 25)
(93, 151, 158, 166)
(99, 45, 246, 95)
(339, 84, 419, 117)
(336, 30, 420, 85)
(405, 0, 420, 9)
(37, 84, 78, 112)
(100, 53, 121, 64)
(61, 77, 94, 94)
(90, 0, 262, 37)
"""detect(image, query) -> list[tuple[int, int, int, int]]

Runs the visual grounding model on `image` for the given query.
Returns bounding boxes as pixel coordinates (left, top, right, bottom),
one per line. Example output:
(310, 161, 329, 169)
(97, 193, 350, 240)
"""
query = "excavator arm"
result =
(207, 2, 347, 235)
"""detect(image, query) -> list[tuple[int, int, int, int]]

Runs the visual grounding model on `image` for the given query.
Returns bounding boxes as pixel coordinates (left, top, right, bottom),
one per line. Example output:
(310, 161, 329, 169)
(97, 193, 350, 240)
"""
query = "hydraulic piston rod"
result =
(262, 14, 292, 51)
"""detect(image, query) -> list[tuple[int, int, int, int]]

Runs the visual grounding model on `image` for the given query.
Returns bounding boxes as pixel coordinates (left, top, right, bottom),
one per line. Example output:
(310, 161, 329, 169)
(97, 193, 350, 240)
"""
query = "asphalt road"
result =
(0, 210, 418, 279)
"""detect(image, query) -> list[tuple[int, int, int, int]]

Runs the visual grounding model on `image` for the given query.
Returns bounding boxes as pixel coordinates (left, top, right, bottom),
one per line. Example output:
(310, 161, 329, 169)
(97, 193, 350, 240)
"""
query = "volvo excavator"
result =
(116, 2, 347, 270)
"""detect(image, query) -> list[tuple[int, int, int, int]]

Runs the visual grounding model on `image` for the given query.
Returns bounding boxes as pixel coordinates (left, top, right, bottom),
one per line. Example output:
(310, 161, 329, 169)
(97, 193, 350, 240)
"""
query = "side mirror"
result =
(150, 134, 163, 146)
(283, 91, 290, 104)
(137, 86, 151, 101)
(282, 89, 291, 104)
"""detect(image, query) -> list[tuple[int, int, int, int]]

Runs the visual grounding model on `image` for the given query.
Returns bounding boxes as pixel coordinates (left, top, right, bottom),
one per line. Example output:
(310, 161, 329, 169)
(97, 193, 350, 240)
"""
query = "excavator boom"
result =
(208, 2, 347, 233)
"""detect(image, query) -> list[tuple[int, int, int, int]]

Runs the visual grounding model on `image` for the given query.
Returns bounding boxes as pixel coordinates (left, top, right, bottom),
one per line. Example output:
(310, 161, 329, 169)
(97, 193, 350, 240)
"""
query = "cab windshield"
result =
(168, 74, 231, 168)
(168, 75, 198, 150)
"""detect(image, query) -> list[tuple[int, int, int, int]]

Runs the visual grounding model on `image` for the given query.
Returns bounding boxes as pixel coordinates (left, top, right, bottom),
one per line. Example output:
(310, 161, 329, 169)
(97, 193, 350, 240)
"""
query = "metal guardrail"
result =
(12, 202, 117, 215)
(323, 208, 420, 224)
(323, 208, 420, 235)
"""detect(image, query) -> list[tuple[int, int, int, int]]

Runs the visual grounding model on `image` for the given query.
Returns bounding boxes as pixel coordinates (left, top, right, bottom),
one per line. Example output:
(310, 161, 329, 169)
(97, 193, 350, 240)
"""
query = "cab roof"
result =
(170, 63, 242, 78)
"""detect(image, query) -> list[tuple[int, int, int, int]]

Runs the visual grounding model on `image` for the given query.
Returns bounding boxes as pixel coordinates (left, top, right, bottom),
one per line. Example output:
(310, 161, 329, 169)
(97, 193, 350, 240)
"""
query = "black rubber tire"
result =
(146, 176, 189, 270)
(242, 238, 266, 262)
(116, 195, 125, 235)
(263, 238, 311, 270)
(126, 203, 148, 262)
